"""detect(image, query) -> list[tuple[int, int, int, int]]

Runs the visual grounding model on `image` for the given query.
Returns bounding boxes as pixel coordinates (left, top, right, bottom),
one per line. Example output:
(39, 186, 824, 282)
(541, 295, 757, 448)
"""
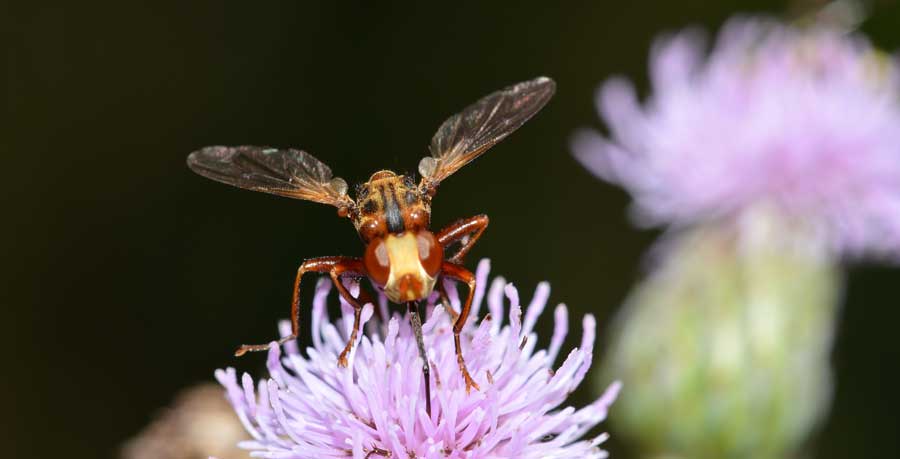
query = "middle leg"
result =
(436, 214, 489, 264)
(441, 261, 480, 393)
(435, 214, 488, 319)
(330, 259, 375, 367)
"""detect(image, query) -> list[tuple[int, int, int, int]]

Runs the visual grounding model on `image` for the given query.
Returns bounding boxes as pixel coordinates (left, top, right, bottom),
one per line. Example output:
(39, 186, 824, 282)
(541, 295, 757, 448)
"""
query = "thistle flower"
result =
(122, 383, 250, 459)
(216, 259, 621, 459)
(570, 15, 898, 459)
(596, 216, 842, 459)
(572, 16, 900, 260)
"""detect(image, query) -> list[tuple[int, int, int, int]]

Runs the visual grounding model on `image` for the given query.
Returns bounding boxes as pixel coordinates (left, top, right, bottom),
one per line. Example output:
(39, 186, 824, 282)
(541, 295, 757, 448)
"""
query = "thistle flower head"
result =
(572, 16, 900, 260)
(122, 384, 250, 459)
(216, 259, 620, 459)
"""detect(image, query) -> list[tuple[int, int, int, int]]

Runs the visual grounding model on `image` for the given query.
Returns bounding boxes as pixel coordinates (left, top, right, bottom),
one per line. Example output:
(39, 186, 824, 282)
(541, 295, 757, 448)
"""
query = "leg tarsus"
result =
(234, 334, 296, 356)
(455, 334, 480, 393)
(337, 305, 362, 367)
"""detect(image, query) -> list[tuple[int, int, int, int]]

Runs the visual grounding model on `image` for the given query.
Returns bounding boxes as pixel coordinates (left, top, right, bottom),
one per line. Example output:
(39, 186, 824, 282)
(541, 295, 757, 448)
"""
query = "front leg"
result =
(435, 214, 488, 318)
(330, 258, 375, 367)
(441, 261, 481, 393)
(407, 301, 432, 417)
(234, 256, 372, 363)
(436, 214, 489, 264)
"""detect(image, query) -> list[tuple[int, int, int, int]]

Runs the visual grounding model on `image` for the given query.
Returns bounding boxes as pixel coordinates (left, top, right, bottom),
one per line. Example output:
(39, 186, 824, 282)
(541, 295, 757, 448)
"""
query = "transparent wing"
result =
(186, 146, 354, 209)
(419, 76, 556, 190)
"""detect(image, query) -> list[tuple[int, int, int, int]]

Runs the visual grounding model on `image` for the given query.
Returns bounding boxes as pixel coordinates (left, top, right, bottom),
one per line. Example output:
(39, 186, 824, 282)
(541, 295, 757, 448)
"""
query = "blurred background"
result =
(4, 1, 899, 458)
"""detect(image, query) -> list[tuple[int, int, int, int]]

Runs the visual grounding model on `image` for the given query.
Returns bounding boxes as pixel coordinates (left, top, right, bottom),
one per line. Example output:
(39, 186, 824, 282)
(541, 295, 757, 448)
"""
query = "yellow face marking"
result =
(383, 232, 436, 303)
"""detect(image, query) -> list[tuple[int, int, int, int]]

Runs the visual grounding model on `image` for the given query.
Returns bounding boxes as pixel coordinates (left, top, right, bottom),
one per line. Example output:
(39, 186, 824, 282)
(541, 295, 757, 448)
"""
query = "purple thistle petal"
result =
(547, 304, 569, 363)
(487, 276, 506, 335)
(216, 259, 617, 458)
(523, 282, 550, 336)
(471, 259, 491, 317)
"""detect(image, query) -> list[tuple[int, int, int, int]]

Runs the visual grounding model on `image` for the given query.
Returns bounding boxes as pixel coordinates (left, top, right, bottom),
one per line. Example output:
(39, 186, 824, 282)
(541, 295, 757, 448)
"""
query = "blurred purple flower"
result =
(216, 259, 621, 459)
(572, 16, 900, 259)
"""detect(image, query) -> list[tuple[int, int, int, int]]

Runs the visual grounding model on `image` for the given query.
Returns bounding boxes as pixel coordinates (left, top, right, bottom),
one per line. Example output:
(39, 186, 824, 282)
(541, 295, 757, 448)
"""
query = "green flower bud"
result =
(601, 208, 841, 459)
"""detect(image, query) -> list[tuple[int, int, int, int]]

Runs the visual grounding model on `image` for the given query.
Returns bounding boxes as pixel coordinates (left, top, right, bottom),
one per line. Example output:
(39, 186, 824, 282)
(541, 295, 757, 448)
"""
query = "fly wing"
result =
(187, 146, 354, 209)
(419, 77, 556, 192)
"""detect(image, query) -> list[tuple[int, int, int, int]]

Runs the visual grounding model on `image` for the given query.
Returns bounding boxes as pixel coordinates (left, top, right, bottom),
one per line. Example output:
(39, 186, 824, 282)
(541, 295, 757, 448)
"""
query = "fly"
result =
(187, 77, 556, 413)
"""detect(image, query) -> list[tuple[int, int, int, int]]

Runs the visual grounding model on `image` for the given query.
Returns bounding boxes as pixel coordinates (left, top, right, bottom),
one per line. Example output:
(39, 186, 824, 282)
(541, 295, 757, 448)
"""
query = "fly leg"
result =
(440, 261, 480, 393)
(436, 214, 489, 264)
(234, 256, 372, 369)
(365, 446, 391, 458)
(435, 214, 488, 319)
(235, 256, 349, 356)
(329, 259, 375, 368)
(408, 301, 432, 417)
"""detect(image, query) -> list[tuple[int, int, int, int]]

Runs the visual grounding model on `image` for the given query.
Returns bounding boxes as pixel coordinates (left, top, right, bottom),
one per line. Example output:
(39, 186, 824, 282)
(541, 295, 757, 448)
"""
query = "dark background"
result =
(5, 1, 899, 458)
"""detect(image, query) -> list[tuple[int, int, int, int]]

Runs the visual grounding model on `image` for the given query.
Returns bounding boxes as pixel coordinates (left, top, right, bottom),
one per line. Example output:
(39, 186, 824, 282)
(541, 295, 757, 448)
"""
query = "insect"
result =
(187, 76, 555, 400)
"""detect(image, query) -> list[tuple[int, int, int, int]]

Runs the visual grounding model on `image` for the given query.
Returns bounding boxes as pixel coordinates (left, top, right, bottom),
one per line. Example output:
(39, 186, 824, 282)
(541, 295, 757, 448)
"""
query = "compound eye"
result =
(416, 231, 443, 277)
(364, 238, 390, 285)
